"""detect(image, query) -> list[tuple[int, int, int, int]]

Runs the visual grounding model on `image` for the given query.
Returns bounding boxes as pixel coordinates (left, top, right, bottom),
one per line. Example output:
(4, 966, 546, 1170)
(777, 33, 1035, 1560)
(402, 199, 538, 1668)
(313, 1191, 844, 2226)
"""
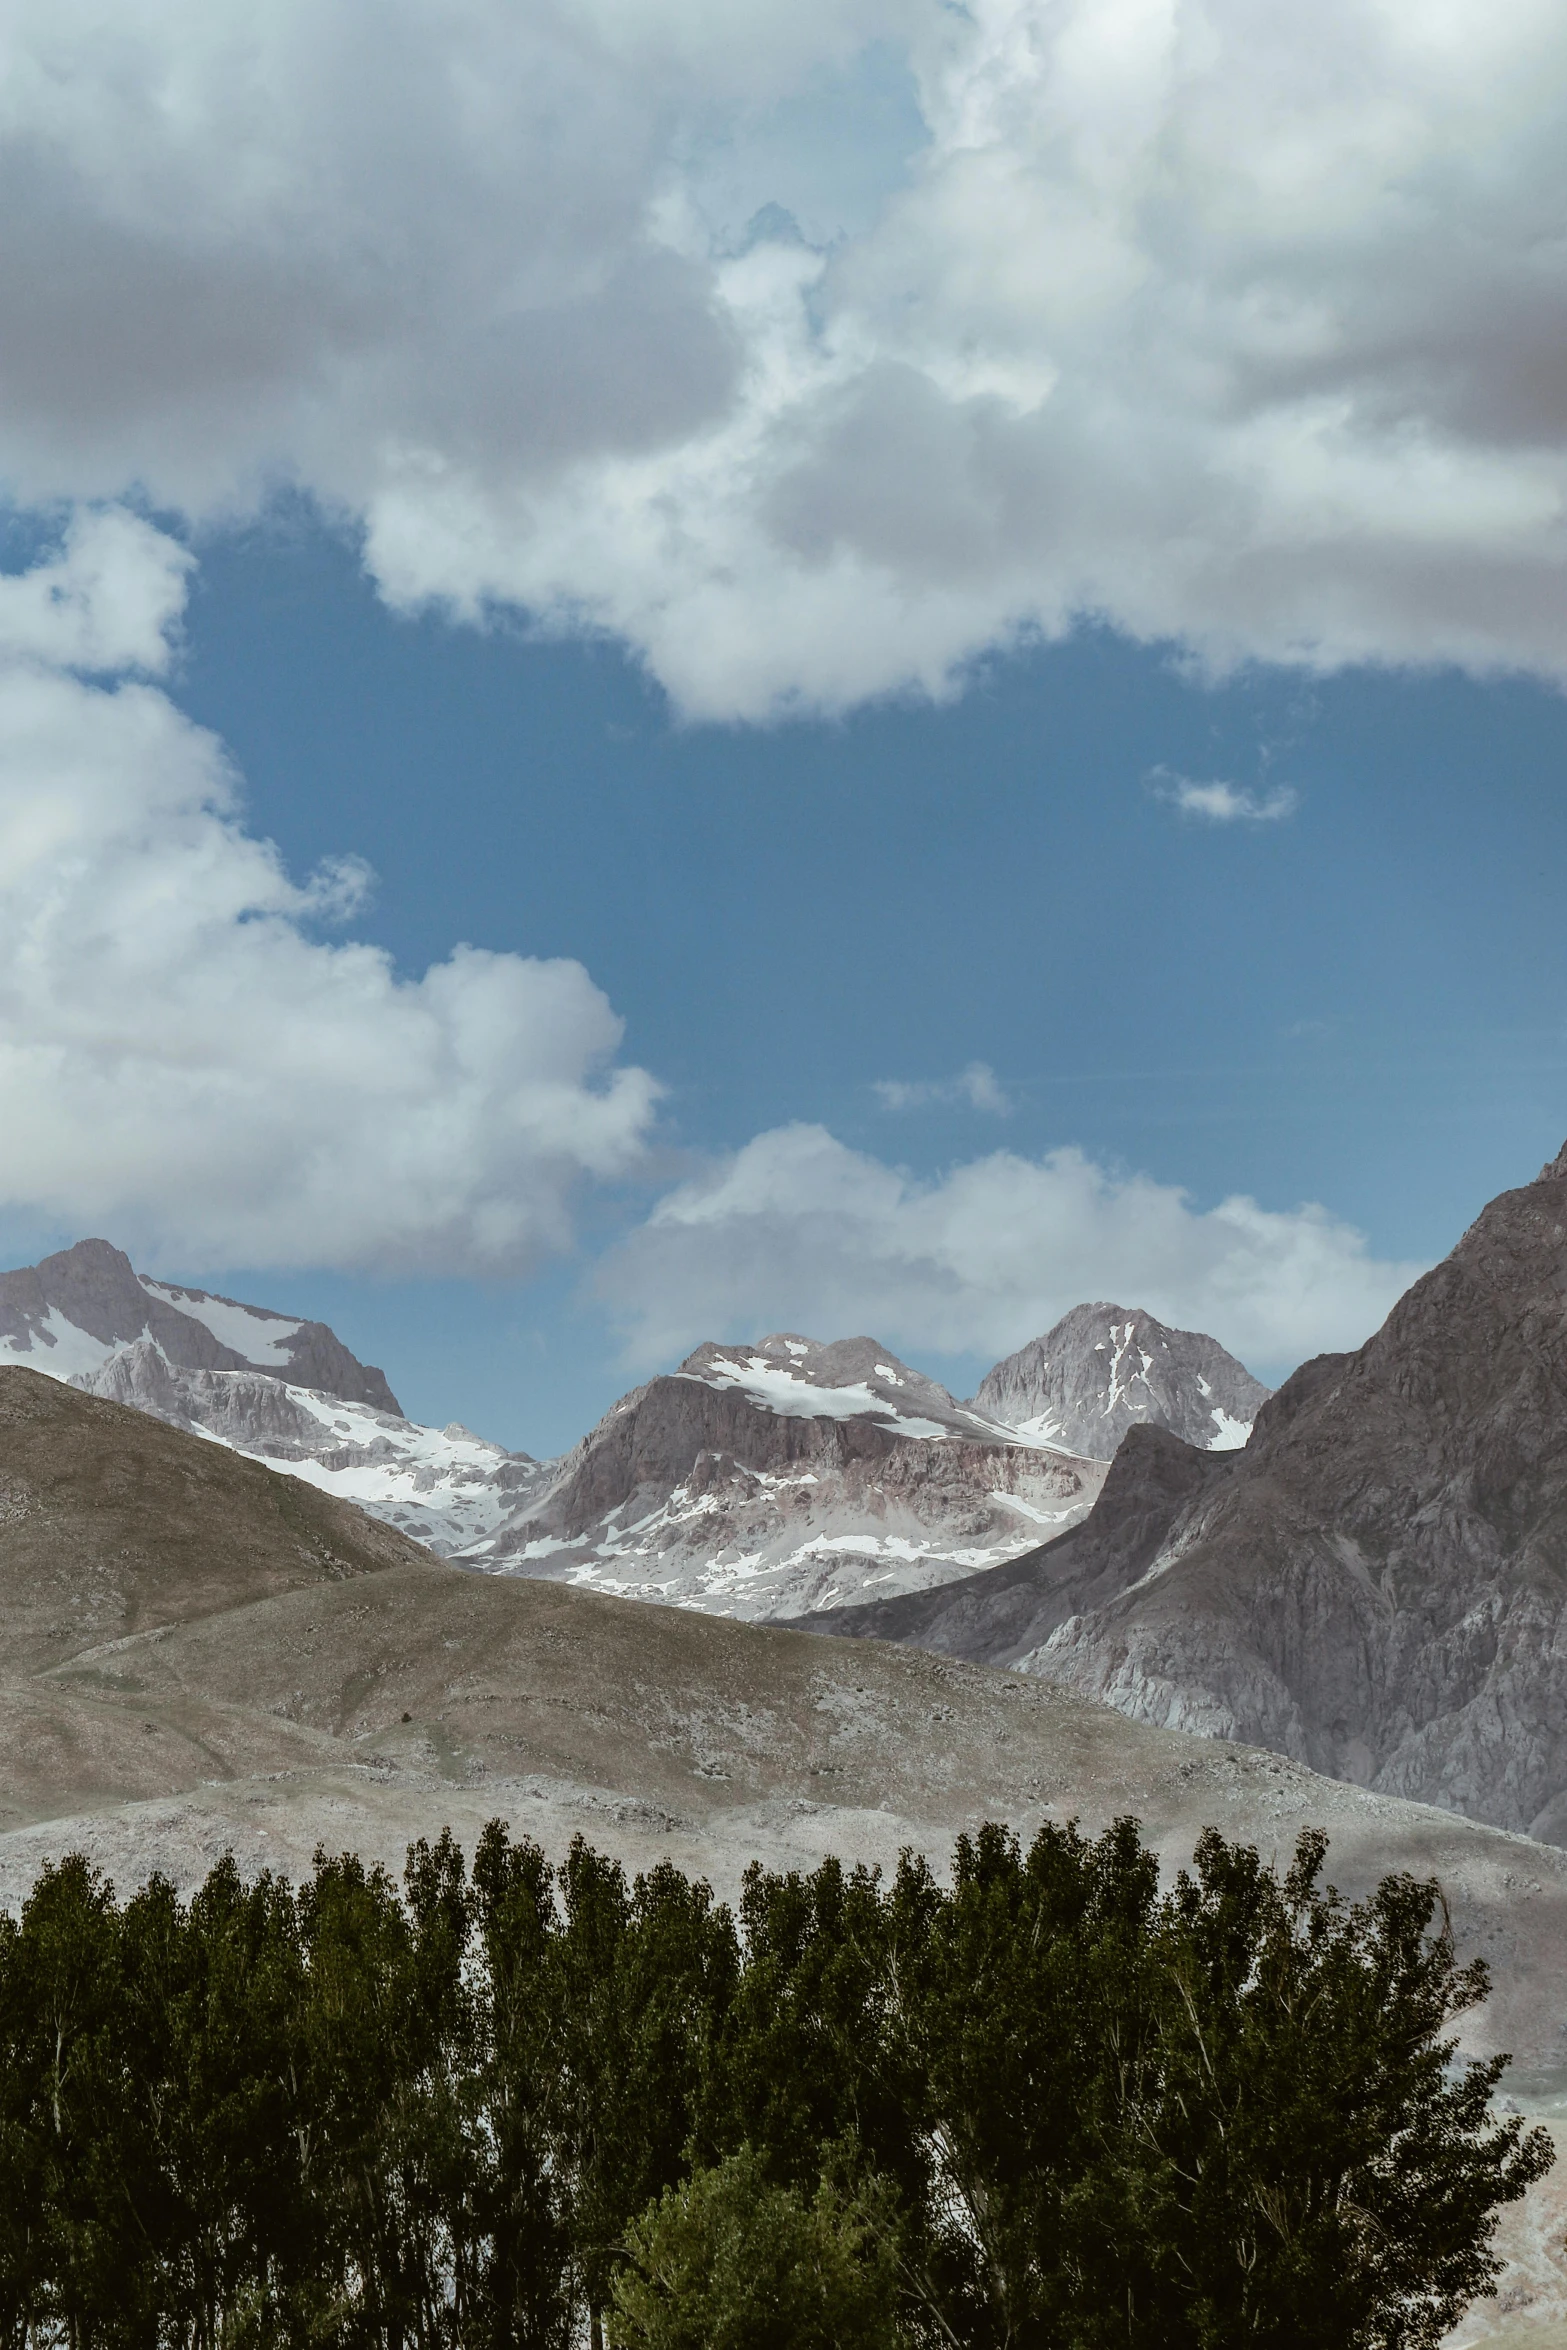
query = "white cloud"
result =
(0, 508, 192, 674)
(0, 513, 658, 1273)
(1150, 770, 1299, 824)
(873, 1060, 1011, 1113)
(599, 1123, 1424, 1373)
(1, 0, 1566, 716)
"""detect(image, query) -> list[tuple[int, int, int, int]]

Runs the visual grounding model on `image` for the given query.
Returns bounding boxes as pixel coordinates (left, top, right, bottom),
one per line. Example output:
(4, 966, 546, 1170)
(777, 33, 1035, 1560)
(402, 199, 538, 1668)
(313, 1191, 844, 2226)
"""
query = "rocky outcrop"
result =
(972, 1303, 1270, 1457)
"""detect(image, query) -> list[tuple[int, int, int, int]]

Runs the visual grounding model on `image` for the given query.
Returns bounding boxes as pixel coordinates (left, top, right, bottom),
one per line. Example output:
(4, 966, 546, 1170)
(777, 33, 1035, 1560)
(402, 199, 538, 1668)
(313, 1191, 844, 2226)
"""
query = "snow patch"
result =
(683, 1354, 958, 1437)
(138, 1278, 303, 1366)
(4, 1310, 123, 1382)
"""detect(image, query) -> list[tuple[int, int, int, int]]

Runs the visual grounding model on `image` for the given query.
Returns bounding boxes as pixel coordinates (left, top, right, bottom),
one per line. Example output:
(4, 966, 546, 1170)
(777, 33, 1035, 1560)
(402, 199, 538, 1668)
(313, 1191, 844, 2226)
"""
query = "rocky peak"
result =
(0, 1238, 400, 1413)
(972, 1303, 1270, 1459)
(470, 1329, 1108, 1618)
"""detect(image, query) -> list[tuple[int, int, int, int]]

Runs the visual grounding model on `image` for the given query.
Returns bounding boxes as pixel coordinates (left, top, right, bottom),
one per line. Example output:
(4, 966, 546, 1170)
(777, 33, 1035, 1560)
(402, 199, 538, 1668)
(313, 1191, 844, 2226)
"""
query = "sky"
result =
(2, 0, 1566, 1454)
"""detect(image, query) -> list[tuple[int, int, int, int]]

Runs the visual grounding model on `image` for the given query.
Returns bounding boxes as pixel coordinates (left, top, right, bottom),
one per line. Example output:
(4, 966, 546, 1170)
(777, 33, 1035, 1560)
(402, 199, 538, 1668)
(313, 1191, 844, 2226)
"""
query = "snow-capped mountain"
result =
(1, 1239, 401, 1411)
(3, 1240, 546, 1552)
(971, 1303, 1270, 1459)
(73, 1341, 547, 1554)
(462, 1333, 1108, 1618)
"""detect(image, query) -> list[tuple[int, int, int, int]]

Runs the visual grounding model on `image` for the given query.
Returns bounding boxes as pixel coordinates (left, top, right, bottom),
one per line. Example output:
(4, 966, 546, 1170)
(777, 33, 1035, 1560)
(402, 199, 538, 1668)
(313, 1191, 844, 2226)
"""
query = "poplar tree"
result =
(0, 1819, 1549, 2349)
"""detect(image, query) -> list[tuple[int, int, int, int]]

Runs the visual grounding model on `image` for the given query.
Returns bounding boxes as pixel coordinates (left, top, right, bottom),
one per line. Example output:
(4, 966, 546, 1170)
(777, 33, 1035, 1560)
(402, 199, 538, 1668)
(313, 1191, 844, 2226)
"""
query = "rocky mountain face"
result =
(467, 1333, 1108, 1618)
(972, 1303, 1270, 1457)
(1, 1239, 548, 1552)
(2, 1239, 401, 1411)
(821, 1140, 1567, 1845)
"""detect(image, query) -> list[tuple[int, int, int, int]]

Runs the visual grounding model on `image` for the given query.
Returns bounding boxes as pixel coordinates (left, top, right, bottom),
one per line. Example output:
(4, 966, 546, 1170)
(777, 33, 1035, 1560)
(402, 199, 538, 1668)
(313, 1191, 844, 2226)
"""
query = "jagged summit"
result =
(971, 1302, 1269, 1459)
(0, 1241, 547, 1556)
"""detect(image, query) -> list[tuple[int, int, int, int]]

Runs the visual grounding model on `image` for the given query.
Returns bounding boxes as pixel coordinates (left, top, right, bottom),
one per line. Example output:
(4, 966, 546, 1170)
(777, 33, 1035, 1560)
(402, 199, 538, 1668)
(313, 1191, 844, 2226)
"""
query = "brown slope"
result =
(0, 1364, 427, 1677)
(16, 1554, 1567, 2080)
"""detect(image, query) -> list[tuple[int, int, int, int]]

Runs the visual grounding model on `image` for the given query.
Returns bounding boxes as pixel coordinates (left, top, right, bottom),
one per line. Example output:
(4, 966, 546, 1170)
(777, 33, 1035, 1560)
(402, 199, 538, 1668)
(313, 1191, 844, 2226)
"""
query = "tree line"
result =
(0, 1815, 1549, 2349)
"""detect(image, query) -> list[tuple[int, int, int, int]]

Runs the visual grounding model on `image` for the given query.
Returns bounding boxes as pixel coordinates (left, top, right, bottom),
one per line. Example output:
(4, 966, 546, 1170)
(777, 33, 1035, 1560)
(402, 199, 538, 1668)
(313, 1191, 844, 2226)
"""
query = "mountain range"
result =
(1, 1244, 1266, 1618)
(16, 1142, 1567, 1843)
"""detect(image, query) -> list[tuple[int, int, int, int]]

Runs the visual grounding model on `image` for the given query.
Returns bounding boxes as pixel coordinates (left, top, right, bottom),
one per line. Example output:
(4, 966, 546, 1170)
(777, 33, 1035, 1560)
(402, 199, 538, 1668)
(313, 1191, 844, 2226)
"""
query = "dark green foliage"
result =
(606, 2147, 902, 2350)
(0, 1820, 1548, 2349)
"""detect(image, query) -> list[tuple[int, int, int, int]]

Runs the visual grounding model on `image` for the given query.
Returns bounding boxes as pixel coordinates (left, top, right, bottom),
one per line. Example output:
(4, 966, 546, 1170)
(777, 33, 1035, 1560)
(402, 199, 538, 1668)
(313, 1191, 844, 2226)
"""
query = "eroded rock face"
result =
(471, 1333, 1108, 1618)
(973, 1303, 1270, 1458)
(835, 1141, 1567, 1841)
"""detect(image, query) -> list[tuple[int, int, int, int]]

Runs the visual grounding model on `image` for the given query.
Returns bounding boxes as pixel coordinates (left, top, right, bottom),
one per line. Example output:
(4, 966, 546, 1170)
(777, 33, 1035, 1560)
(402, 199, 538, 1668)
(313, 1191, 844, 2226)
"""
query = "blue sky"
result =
(2, 2, 1566, 1452)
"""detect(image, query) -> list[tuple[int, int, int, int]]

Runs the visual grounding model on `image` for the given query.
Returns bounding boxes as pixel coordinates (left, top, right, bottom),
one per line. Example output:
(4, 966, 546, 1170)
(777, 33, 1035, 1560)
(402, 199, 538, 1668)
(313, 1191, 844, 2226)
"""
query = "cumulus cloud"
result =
(599, 1123, 1424, 1374)
(0, 513, 658, 1272)
(1149, 769, 1299, 824)
(873, 1060, 1010, 1113)
(0, 0, 1565, 716)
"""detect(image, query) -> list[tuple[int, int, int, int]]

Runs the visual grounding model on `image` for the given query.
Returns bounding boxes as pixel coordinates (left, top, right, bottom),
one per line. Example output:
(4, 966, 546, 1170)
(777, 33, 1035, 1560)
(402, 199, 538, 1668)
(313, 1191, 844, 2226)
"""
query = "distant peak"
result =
(39, 1237, 136, 1275)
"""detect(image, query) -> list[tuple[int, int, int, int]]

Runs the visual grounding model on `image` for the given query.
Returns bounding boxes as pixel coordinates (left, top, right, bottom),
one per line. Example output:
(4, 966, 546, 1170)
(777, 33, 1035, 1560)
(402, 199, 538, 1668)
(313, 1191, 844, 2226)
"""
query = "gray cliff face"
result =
(845, 1140, 1567, 1843)
(469, 1331, 1107, 1618)
(0, 1239, 400, 1413)
(972, 1303, 1270, 1458)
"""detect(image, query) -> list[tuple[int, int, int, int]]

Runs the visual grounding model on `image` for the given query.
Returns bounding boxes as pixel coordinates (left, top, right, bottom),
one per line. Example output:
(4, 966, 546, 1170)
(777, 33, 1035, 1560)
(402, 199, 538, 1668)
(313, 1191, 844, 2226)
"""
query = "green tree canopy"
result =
(0, 1818, 1548, 2349)
(607, 2147, 902, 2350)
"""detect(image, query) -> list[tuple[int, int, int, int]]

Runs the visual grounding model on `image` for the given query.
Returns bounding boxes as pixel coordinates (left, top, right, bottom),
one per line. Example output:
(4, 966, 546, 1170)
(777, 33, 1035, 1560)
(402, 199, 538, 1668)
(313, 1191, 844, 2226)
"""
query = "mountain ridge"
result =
(1, 1239, 401, 1412)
